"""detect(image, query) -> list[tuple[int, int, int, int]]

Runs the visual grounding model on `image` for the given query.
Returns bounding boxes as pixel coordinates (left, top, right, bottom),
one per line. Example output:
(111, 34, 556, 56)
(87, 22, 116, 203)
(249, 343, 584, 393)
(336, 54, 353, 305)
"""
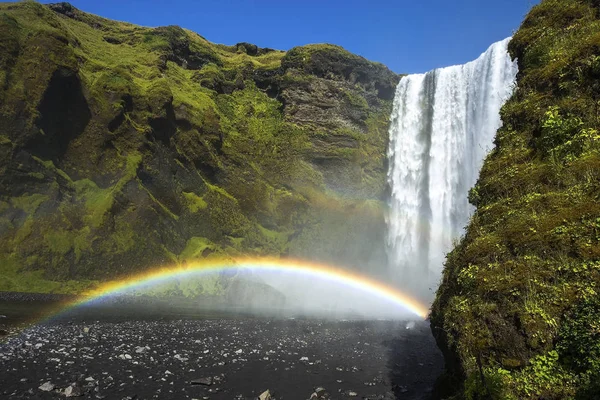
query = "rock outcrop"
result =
(431, 0, 600, 398)
(0, 2, 398, 293)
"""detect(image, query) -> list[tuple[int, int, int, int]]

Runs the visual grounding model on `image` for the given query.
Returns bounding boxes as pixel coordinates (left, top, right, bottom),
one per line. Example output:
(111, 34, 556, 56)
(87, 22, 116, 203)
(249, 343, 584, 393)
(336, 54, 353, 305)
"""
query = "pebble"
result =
(191, 377, 212, 386)
(0, 318, 441, 399)
(38, 382, 54, 392)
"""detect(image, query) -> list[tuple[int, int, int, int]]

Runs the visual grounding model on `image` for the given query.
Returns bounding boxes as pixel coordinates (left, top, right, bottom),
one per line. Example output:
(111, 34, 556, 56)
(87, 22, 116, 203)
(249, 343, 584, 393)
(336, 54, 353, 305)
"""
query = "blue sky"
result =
(40, 0, 538, 74)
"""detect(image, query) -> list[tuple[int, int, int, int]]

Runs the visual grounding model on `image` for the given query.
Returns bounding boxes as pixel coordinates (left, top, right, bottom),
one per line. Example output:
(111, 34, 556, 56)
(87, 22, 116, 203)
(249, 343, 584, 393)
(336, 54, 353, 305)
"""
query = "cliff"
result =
(431, 0, 600, 398)
(0, 2, 399, 293)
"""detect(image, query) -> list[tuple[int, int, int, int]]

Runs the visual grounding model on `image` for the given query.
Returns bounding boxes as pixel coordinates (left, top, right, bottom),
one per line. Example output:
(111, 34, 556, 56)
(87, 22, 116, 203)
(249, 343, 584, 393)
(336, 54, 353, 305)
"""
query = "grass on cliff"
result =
(432, 1, 600, 399)
(0, 1, 394, 297)
(0, 255, 97, 294)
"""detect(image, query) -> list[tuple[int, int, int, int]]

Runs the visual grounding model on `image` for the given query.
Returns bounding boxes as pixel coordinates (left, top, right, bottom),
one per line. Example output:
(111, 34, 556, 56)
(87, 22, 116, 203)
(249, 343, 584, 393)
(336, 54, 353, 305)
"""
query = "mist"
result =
(74, 267, 421, 321)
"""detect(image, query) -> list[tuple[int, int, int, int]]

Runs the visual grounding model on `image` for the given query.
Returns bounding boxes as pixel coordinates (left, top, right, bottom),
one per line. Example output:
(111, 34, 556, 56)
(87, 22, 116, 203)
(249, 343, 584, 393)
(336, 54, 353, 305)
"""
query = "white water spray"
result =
(386, 38, 518, 302)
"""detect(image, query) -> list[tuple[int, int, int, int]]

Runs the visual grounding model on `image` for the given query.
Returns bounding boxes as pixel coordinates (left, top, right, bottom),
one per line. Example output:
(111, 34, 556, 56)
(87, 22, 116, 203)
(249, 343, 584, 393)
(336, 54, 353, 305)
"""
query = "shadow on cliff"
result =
(384, 321, 444, 400)
(26, 68, 91, 162)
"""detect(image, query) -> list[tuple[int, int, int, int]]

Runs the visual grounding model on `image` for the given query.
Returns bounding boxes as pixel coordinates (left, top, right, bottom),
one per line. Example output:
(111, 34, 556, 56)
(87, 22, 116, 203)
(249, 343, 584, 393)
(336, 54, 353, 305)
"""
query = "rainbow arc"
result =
(59, 258, 429, 319)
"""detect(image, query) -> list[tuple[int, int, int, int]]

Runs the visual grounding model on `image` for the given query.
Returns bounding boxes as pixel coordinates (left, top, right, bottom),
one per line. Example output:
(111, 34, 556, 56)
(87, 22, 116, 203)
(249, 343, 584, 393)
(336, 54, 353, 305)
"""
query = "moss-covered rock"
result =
(0, 2, 398, 296)
(431, 1, 600, 398)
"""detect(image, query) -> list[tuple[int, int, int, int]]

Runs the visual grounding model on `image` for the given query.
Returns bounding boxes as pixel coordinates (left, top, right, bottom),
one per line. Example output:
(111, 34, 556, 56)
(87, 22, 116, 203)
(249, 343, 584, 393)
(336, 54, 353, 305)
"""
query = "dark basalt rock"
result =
(153, 25, 220, 71)
(47, 2, 77, 18)
(236, 42, 259, 56)
(281, 44, 400, 100)
(103, 35, 122, 45)
(27, 68, 91, 163)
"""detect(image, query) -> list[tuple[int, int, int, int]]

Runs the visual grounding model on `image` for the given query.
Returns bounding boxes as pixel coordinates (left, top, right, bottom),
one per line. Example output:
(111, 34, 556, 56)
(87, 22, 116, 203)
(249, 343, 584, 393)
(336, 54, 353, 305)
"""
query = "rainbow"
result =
(62, 258, 429, 319)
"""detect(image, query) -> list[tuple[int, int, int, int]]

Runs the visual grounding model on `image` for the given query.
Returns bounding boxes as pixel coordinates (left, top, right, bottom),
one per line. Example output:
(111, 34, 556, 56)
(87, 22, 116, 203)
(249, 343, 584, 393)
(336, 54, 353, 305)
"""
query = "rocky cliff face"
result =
(431, 0, 600, 398)
(0, 2, 399, 293)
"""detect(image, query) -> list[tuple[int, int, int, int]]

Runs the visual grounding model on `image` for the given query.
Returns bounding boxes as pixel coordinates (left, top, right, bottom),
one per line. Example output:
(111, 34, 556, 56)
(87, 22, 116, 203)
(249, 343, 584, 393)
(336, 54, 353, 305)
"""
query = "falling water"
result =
(386, 38, 518, 302)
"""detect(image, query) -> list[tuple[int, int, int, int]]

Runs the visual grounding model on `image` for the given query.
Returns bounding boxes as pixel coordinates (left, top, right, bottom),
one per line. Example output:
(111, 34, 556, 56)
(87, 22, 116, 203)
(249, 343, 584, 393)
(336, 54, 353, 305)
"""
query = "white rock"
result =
(39, 382, 54, 392)
(64, 385, 82, 397)
(259, 389, 271, 400)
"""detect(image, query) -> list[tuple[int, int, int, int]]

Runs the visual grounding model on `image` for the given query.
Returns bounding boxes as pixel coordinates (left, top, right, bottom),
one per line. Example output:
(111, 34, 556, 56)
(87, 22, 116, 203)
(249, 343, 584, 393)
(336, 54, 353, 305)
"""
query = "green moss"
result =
(183, 191, 207, 212)
(32, 157, 72, 183)
(109, 218, 136, 254)
(73, 179, 113, 228)
(44, 226, 91, 259)
(342, 88, 369, 110)
(0, 254, 97, 294)
(179, 236, 217, 261)
(0, 135, 11, 145)
(140, 183, 179, 220)
(432, 1, 600, 398)
(0, 200, 9, 214)
(0, 1, 393, 299)
(205, 185, 250, 237)
(10, 193, 48, 215)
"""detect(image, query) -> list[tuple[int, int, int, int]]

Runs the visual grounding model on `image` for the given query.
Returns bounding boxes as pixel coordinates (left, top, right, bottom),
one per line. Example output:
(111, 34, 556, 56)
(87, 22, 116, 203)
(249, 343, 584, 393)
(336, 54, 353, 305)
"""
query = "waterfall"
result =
(386, 38, 518, 302)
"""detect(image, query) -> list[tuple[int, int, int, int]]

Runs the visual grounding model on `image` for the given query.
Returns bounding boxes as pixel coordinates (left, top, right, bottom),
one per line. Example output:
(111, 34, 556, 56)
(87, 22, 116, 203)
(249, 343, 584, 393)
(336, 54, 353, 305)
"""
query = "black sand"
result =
(0, 295, 443, 400)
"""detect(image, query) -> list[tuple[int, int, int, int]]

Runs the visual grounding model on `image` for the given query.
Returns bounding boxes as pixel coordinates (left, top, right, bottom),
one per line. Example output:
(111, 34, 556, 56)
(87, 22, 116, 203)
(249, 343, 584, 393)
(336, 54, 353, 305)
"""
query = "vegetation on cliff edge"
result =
(431, 0, 600, 398)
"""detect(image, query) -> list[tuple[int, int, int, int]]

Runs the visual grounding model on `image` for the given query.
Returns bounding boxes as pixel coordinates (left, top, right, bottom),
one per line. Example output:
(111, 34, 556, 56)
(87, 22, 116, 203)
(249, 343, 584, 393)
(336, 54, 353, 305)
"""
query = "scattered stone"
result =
(174, 354, 189, 361)
(64, 385, 83, 397)
(39, 382, 55, 392)
(310, 387, 330, 399)
(191, 377, 212, 386)
(83, 327, 90, 334)
(315, 387, 326, 394)
(0, 318, 441, 398)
